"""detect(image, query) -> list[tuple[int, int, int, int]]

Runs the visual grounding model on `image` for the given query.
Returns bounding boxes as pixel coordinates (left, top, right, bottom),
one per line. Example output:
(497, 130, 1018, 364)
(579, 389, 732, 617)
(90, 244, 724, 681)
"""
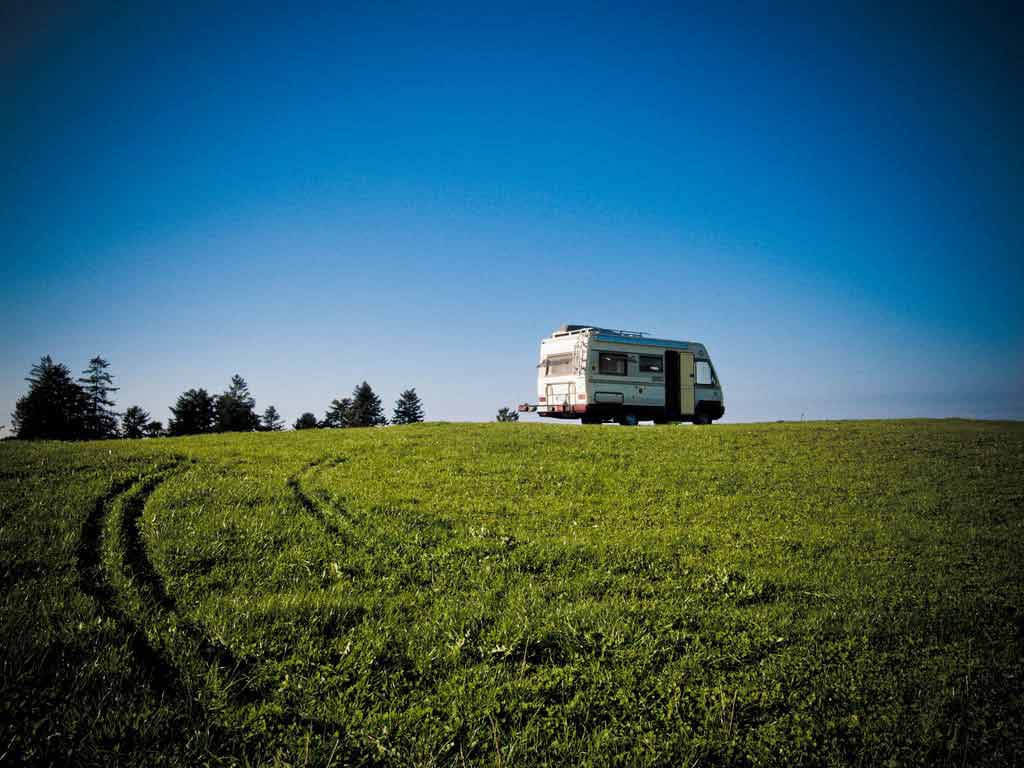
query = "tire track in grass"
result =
(287, 456, 349, 535)
(84, 457, 369, 760)
(290, 454, 446, 546)
(75, 460, 194, 707)
(289, 456, 393, 588)
(289, 457, 383, 601)
(288, 457, 436, 741)
(114, 464, 265, 706)
(118, 460, 366, 753)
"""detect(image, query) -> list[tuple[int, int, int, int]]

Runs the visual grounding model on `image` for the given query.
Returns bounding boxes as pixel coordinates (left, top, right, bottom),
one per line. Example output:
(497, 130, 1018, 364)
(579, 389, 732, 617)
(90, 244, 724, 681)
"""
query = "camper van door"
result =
(680, 352, 695, 416)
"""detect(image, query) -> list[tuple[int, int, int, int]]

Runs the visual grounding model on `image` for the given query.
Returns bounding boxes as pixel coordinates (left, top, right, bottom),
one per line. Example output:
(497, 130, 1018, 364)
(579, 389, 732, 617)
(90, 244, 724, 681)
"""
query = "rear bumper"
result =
(545, 404, 587, 414)
(519, 403, 587, 415)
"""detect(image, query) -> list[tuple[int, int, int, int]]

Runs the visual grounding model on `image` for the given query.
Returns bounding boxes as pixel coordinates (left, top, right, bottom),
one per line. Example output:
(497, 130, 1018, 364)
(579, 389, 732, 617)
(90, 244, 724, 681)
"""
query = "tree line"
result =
(10, 355, 425, 440)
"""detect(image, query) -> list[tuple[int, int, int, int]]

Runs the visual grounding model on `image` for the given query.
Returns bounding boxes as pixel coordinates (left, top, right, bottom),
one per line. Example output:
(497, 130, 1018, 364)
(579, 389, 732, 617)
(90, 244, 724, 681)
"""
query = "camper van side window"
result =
(639, 355, 663, 373)
(695, 360, 714, 385)
(598, 352, 628, 376)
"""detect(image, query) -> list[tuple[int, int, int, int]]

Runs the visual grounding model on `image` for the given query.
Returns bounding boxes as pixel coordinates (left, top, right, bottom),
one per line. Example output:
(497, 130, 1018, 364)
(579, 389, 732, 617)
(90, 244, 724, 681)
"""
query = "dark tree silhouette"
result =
(78, 356, 119, 439)
(260, 405, 284, 432)
(392, 388, 424, 425)
(168, 389, 216, 436)
(348, 382, 386, 427)
(121, 406, 150, 439)
(293, 412, 319, 430)
(214, 374, 259, 433)
(11, 356, 89, 440)
(496, 407, 519, 422)
(321, 397, 352, 429)
(143, 420, 164, 438)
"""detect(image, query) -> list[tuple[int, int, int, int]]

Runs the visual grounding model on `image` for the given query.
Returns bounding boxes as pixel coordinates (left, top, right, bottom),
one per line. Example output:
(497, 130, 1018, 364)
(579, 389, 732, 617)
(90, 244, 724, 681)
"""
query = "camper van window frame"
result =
(596, 351, 628, 376)
(695, 359, 716, 386)
(543, 353, 574, 377)
(639, 354, 663, 374)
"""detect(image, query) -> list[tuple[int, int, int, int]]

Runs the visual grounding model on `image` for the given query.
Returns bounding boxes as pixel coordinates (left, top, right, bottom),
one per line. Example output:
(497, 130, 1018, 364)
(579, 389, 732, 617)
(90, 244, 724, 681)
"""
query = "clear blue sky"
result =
(2, 2, 1022, 429)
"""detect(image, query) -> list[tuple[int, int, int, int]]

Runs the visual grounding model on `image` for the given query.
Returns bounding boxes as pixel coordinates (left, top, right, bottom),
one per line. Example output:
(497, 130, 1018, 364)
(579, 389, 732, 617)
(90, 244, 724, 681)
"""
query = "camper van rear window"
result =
(598, 352, 628, 376)
(544, 354, 574, 376)
(639, 355, 663, 373)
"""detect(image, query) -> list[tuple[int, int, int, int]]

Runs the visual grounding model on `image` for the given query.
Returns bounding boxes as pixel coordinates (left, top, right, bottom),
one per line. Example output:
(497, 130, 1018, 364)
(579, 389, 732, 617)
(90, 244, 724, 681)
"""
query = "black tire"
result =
(694, 413, 712, 425)
(618, 412, 639, 427)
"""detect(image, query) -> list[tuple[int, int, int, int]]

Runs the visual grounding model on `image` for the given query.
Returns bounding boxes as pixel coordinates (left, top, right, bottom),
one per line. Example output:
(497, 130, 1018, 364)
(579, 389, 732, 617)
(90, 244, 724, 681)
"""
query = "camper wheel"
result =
(618, 412, 639, 427)
(694, 413, 712, 425)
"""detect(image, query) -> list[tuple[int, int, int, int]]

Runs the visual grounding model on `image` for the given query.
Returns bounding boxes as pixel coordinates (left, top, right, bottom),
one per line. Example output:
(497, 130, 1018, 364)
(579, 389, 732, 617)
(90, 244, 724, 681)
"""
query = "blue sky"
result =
(2, 2, 1022, 429)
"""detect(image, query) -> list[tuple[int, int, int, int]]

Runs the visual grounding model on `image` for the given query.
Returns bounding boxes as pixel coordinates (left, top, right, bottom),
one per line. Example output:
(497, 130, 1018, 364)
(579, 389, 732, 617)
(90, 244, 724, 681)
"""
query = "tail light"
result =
(578, 393, 586, 400)
(538, 396, 546, 402)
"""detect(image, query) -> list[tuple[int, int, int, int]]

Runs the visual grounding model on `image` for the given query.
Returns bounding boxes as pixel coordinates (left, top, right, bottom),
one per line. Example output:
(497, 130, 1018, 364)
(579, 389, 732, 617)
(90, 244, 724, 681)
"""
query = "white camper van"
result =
(519, 325, 725, 425)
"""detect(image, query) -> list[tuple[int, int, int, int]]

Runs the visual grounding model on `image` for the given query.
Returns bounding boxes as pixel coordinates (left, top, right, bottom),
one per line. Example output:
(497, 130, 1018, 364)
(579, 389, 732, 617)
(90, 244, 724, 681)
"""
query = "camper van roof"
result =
(551, 325, 700, 351)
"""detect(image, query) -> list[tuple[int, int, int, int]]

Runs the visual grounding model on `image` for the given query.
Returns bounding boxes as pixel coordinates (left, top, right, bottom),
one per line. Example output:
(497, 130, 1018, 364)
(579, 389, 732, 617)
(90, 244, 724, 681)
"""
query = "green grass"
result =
(1, 420, 1022, 766)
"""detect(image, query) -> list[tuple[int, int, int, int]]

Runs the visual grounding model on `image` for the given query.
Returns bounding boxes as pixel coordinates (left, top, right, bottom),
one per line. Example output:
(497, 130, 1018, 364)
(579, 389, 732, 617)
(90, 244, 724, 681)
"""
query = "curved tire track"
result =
(87, 456, 366, 757)
(77, 460, 259, 725)
(288, 456, 350, 538)
(115, 465, 266, 706)
(75, 461, 194, 706)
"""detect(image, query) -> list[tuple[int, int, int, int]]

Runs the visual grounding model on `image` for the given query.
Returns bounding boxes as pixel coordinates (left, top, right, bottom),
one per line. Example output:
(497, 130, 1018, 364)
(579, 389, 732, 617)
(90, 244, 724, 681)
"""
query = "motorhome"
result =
(519, 325, 724, 425)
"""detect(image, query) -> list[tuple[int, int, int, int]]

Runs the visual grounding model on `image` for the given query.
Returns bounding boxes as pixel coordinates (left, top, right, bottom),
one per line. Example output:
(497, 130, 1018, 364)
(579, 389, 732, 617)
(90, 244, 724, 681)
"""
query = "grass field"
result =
(1, 420, 1022, 766)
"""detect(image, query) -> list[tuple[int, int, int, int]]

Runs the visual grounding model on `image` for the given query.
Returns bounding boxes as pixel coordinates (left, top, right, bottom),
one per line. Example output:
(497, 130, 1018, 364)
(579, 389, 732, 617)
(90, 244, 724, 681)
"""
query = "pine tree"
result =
(143, 420, 164, 438)
(168, 389, 216, 436)
(293, 412, 319, 430)
(496, 407, 519, 422)
(348, 382, 386, 427)
(78, 356, 119, 439)
(261, 405, 284, 431)
(11, 356, 89, 440)
(214, 374, 259, 432)
(321, 397, 352, 428)
(121, 406, 150, 439)
(392, 388, 424, 425)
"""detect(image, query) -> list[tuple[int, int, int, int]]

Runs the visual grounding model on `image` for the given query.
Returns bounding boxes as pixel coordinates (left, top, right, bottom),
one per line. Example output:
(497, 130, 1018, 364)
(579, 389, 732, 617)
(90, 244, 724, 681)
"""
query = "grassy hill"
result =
(1, 420, 1022, 766)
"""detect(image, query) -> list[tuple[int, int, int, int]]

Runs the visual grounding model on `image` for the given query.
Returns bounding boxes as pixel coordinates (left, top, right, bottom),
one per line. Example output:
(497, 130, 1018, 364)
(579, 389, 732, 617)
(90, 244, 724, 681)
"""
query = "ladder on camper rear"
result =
(573, 333, 587, 374)
(545, 381, 576, 411)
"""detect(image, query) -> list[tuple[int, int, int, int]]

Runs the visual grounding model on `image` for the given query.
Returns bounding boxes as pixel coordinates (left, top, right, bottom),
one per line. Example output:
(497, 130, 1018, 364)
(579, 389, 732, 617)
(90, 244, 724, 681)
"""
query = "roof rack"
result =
(555, 324, 648, 338)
